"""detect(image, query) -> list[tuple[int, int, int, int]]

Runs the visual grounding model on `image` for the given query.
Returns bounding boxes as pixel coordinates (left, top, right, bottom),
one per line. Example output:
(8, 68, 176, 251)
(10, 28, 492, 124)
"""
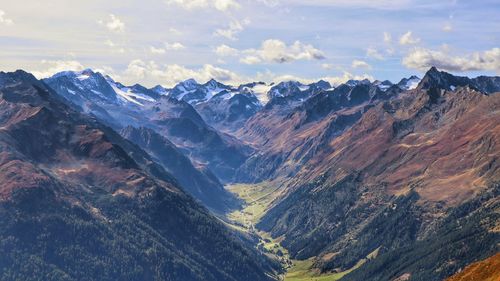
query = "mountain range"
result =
(0, 66, 499, 281)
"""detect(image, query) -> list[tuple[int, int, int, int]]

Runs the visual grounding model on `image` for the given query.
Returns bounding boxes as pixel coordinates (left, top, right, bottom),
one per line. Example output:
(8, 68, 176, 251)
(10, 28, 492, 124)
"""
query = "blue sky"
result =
(0, 0, 498, 87)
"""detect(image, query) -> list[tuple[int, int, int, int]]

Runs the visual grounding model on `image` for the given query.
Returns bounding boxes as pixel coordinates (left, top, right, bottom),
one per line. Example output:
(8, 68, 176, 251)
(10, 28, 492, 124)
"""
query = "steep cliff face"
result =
(0, 70, 278, 281)
(120, 126, 238, 213)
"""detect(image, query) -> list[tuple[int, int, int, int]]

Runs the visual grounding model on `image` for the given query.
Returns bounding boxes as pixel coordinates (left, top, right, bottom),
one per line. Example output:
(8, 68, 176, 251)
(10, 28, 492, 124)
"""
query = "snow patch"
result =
(110, 84, 145, 106)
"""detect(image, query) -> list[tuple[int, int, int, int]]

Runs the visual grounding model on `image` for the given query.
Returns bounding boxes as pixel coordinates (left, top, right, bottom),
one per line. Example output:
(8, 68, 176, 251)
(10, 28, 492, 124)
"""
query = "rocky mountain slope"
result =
(0, 70, 278, 281)
(255, 68, 500, 280)
(445, 253, 500, 281)
(234, 76, 411, 182)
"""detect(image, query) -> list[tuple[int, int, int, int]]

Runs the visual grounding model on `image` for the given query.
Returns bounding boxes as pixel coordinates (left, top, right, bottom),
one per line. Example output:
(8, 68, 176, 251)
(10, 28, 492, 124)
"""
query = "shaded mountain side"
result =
(120, 126, 238, 213)
(0, 70, 278, 281)
(151, 113, 252, 182)
(195, 92, 262, 134)
(257, 70, 500, 280)
(445, 252, 500, 281)
(340, 185, 499, 281)
(234, 80, 402, 182)
(43, 70, 253, 183)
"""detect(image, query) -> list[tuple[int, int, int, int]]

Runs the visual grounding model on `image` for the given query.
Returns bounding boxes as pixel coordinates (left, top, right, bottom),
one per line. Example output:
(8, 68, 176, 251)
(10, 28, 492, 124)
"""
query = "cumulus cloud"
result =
(240, 56, 261, 64)
(352, 59, 371, 69)
(366, 47, 384, 60)
(149, 42, 184, 54)
(0, 10, 14, 25)
(214, 19, 249, 40)
(31, 60, 85, 78)
(257, 70, 373, 87)
(240, 39, 325, 64)
(399, 31, 420, 45)
(165, 42, 185, 50)
(215, 44, 239, 56)
(213, 0, 240, 11)
(150, 46, 166, 54)
(166, 0, 239, 11)
(123, 59, 245, 86)
(98, 14, 125, 33)
(402, 47, 500, 72)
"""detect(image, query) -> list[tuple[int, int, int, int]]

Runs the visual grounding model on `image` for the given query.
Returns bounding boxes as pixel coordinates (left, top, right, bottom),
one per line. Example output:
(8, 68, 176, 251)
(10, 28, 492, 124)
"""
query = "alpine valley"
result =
(0, 66, 498, 281)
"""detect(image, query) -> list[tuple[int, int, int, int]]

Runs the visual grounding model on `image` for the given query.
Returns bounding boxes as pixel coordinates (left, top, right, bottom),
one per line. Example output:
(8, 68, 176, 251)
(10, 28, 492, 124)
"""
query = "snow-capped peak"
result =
(179, 78, 199, 90)
(398, 75, 421, 90)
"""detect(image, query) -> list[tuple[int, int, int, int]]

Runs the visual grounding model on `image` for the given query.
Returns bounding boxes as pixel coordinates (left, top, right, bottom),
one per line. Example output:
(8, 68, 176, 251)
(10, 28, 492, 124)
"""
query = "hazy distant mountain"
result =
(44, 70, 252, 184)
(195, 90, 262, 133)
(120, 126, 238, 212)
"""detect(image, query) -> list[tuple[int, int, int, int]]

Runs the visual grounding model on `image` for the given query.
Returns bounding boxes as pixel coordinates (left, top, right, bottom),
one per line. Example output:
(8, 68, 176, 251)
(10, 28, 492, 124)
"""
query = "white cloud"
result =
(240, 56, 261, 64)
(166, 0, 239, 11)
(402, 47, 500, 72)
(215, 44, 239, 56)
(366, 47, 384, 60)
(399, 31, 420, 45)
(383, 32, 392, 44)
(104, 39, 126, 53)
(104, 39, 115, 47)
(149, 42, 184, 54)
(165, 42, 185, 50)
(123, 59, 246, 86)
(352, 59, 371, 69)
(321, 63, 334, 70)
(259, 0, 416, 9)
(31, 60, 85, 78)
(213, 0, 240, 11)
(442, 23, 453, 32)
(248, 69, 372, 102)
(165, 0, 209, 9)
(256, 0, 280, 7)
(241, 39, 325, 64)
(257, 70, 373, 86)
(169, 27, 182, 35)
(150, 46, 166, 54)
(214, 19, 249, 40)
(0, 10, 14, 25)
(98, 14, 125, 33)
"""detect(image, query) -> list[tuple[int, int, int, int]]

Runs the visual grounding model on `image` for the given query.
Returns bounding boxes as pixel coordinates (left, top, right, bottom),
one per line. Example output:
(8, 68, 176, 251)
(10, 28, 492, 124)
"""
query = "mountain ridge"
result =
(1, 66, 499, 281)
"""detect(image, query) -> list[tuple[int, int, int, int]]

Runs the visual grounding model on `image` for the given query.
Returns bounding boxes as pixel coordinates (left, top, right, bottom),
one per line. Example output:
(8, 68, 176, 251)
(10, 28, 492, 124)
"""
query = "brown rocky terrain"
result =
(445, 253, 500, 281)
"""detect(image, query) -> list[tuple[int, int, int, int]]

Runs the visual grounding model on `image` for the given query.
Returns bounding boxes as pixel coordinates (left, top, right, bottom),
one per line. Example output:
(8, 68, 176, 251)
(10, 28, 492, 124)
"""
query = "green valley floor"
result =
(225, 182, 372, 281)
